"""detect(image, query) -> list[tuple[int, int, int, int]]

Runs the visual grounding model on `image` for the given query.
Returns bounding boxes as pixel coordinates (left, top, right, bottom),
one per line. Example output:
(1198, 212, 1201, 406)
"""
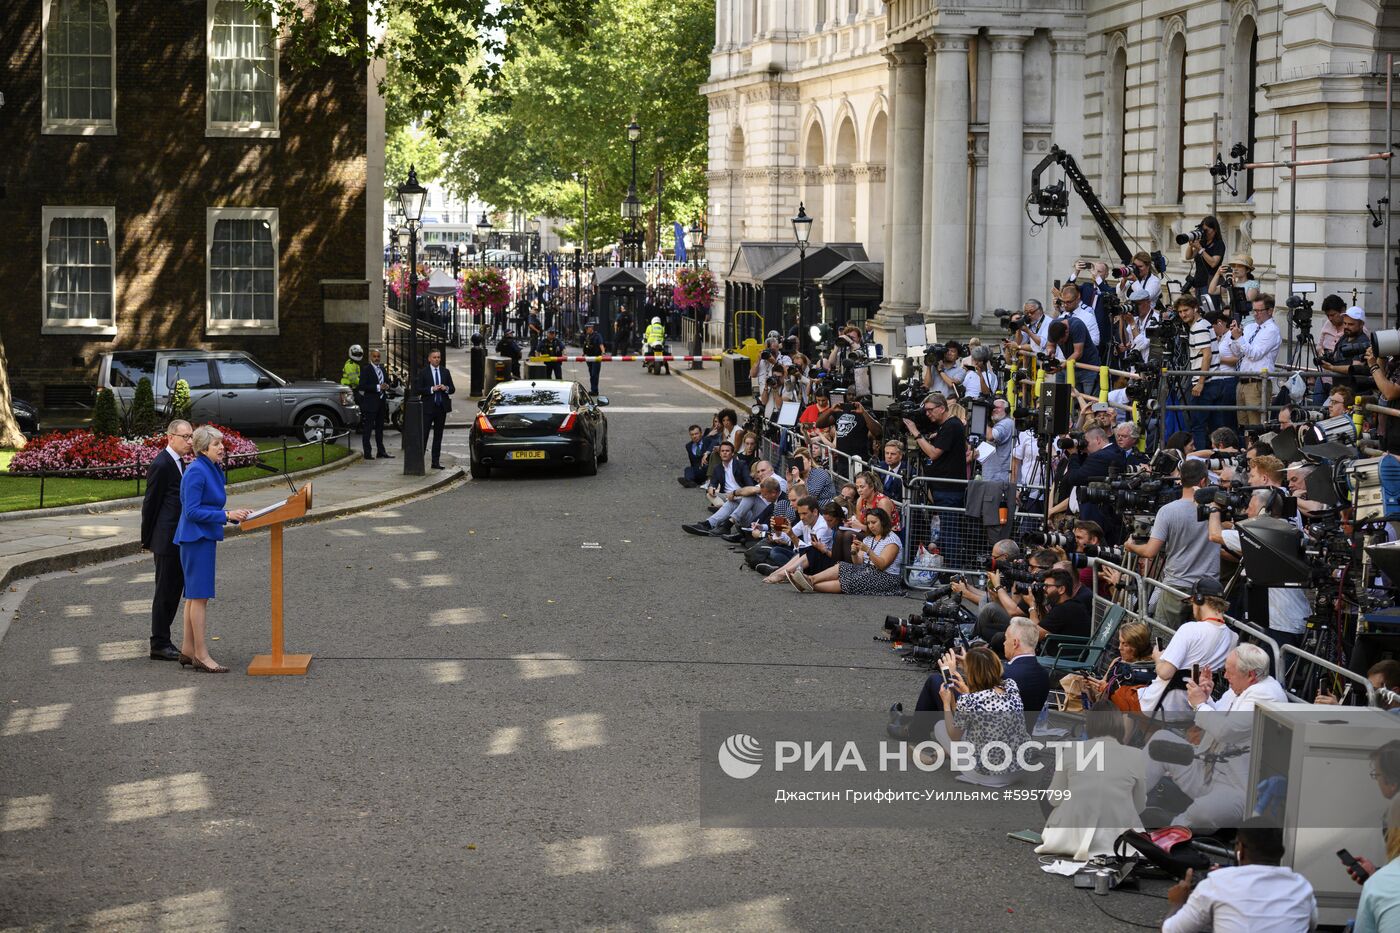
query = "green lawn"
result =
(0, 438, 354, 513)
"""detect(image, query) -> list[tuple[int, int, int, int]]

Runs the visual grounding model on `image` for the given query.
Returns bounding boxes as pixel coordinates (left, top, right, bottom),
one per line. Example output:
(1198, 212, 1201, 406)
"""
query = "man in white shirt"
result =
(1178, 296, 1215, 449)
(1011, 298, 1054, 355)
(1236, 294, 1281, 425)
(760, 495, 835, 582)
(1149, 645, 1287, 830)
(1135, 574, 1237, 716)
(1061, 282, 1101, 348)
(961, 346, 1000, 399)
(1124, 286, 1159, 356)
(1163, 816, 1317, 932)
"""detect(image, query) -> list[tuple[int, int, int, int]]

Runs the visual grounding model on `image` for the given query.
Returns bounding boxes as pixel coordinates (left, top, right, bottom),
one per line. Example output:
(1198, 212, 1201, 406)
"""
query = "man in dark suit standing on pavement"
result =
(140, 420, 194, 661)
(358, 348, 394, 460)
(418, 347, 455, 470)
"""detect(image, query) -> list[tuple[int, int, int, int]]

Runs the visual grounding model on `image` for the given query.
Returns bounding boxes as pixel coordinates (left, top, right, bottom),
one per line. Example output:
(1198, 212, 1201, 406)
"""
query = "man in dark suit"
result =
(911, 618, 1049, 713)
(681, 442, 756, 536)
(1057, 424, 1127, 541)
(139, 420, 193, 661)
(418, 347, 455, 469)
(358, 348, 394, 460)
(677, 424, 707, 487)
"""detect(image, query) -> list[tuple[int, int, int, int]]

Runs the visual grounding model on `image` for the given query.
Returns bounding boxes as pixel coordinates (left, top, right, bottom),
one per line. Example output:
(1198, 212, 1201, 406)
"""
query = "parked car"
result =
(12, 398, 40, 438)
(98, 350, 360, 442)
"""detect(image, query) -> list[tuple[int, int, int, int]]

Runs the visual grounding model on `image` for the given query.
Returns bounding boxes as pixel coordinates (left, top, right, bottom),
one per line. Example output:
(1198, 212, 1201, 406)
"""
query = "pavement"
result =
(0, 359, 1163, 931)
(0, 442, 466, 594)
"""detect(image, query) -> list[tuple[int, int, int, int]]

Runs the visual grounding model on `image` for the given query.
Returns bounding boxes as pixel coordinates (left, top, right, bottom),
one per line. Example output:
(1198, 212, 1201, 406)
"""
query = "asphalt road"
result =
(0, 361, 1166, 931)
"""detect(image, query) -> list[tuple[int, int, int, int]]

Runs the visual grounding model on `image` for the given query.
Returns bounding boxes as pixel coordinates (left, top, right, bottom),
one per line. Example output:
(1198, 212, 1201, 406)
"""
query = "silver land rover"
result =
(98, 350, 360, 441)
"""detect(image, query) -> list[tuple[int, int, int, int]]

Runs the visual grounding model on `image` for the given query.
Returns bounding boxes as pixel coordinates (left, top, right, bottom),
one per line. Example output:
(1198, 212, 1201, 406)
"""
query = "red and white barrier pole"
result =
(533, 355, 724, 362)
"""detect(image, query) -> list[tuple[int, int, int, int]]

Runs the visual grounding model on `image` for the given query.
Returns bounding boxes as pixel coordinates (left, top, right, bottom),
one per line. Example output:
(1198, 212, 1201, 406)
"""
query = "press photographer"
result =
(1179, 215, 1224, 296)
(1318, 306, 1374, 394)
(960, 345, 1001, 400)
(1124, 458, 1220, 625)
(902, 393, 968, 510)
(816, 395, 881, 462)
(1055, 427, 1126, 541)
(1205, 486, 1310, 649)
(1006, 298, 1053, 354)
(1115, 251, 1162, 306)
(1047, 317, 1101, 396)
(1027, 568, 1091, 640)
(924, 342, 967, 394)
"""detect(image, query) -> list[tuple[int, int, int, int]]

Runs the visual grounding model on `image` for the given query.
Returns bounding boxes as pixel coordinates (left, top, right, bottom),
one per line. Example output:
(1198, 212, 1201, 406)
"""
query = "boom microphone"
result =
(1147, 740, 1198, 767)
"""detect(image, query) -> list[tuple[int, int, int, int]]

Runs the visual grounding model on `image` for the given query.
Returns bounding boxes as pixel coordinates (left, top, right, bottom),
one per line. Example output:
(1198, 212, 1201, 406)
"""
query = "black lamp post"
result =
(397, 165, 428, 476)
(688, 218, 705, 370)
(621, 118, 643, 265)
(792, 202, 814, 357)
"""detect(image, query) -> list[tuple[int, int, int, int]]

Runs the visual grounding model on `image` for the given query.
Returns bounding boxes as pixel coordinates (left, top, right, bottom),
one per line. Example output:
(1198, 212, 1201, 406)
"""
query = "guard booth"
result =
(817, 261, 883, 335)
(593, 266, 648, 349)
(722, 243, 870, 347)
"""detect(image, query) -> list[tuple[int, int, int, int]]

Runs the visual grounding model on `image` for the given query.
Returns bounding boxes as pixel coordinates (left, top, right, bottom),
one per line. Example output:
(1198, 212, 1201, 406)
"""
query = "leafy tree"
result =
(91, 389, 121, 438)
(130, 378, 161, 438)
(250, 0, 597, 136)
(435, 0, 712, 253)
(385, 125, 443, 201)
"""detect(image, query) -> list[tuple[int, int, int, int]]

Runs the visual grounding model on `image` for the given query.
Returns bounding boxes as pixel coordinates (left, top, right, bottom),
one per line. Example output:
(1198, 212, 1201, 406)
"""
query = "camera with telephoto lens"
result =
(1023, 530, 1074, 549)
(994, 308, 1028, 332)
(1056, 432, 1086, 452)
(1195, 485, 1252, 522)
(1082, 543, 1128, 564)
(1175, 226, 1206, 246)
(1107, 658, 1156, 687)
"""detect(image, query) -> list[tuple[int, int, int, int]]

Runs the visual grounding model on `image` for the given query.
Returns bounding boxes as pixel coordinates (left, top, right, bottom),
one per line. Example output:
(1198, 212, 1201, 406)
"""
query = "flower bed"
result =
(10, 425, 260, 479)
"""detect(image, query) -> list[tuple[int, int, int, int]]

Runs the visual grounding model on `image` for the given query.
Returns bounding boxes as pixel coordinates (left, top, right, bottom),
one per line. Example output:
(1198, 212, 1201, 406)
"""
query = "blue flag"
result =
(672, 221, 687, 263)
(548, 258, 559, 290)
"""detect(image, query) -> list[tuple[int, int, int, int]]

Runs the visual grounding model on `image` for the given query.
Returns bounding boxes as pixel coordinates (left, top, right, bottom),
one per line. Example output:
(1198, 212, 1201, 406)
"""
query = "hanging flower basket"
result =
(458, 266, 512, 314)
(673, 267, 716, 312)
(387, 262, 431, 298)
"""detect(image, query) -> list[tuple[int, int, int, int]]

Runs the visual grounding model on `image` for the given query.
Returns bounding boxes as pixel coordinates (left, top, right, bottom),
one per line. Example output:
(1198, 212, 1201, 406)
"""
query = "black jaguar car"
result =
(469, 380, 609, 479)
(13, 398, 40, 438)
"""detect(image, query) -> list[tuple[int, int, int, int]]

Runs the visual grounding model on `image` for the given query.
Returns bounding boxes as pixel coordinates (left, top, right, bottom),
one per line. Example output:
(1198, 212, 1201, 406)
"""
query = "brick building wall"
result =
(0, 0, 371, 406)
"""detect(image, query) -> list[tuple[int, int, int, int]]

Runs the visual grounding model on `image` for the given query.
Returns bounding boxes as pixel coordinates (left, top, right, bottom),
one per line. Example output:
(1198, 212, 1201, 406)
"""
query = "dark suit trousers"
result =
(151, 549, 184, 647)
(423, 400, 448, 465)
(362, 404, 387, 456)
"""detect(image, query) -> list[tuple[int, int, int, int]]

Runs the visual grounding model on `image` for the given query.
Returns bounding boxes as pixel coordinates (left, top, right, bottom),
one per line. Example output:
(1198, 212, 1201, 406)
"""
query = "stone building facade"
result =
(706, 0, 1400, 349)
(0, 0, 386, 407)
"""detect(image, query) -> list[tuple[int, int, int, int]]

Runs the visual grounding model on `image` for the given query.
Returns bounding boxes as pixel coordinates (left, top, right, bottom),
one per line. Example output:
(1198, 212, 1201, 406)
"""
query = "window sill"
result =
(42, 123, 117, 137)
(206, 321, 279, 336)
(206, 125, 280, 139)
(42, 323, 117, 336)
(1215, 202, 1255, 216)
(1144, 203, 1184, 215)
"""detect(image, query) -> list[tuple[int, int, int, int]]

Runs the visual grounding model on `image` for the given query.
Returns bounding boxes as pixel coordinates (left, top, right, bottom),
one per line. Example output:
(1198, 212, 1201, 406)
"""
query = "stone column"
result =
(918, 36, 937, 316)
(876, 43, 926, 327)
(986, 32, 1030, 315)
(1048, 34, 1087, 296)
(926, 30, 973, 322)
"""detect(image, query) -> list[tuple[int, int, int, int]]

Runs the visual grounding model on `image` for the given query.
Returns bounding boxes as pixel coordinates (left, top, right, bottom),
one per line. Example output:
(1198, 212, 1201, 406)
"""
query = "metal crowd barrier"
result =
(900, 477, 1047, 590)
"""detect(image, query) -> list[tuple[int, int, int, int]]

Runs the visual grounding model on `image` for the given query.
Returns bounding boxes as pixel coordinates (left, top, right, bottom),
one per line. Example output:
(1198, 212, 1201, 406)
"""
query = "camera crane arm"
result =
(1028, 145, 1134, 267)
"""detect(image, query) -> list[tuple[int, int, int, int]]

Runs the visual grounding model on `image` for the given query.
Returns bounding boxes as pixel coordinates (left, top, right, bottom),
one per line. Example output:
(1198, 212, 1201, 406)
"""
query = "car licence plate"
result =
(507, 450, 545, 460)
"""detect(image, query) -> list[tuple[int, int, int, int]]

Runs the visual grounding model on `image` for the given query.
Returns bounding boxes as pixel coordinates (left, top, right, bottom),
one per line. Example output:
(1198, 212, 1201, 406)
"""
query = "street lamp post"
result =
(792, 202, 814, 357)
(688, 218, 705, 370)
(621, 118, 642, 265)
(397, 166, 428, 476)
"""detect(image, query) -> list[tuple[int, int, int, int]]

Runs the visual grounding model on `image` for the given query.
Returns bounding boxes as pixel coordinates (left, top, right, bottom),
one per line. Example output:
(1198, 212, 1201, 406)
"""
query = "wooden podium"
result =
(241, 483, 313, 675)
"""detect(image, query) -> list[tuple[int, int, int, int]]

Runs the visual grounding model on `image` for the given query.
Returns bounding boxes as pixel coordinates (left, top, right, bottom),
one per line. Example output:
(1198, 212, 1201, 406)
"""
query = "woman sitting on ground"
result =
(1036, 701, 1147, 859)
(735, 431, 760, 469)
(849, 470, 901, 533)
(929, 645, 1032, 786)
(789, 506, 902, 596)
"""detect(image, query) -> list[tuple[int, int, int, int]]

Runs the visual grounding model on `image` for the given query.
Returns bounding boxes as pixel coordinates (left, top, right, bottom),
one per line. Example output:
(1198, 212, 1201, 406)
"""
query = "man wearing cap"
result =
(1122, 285, 1158, 357)
(539, 326, 565, 380)
(1319, 305, 1373, 394)
(1313, 294, 1347, 402)
(581, 320, 605, 395)
(961, 345, 1000, 399)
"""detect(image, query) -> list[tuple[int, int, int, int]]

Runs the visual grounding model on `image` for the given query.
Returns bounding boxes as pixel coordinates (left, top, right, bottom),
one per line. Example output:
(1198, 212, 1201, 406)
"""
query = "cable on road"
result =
(313, 655, 913, 673)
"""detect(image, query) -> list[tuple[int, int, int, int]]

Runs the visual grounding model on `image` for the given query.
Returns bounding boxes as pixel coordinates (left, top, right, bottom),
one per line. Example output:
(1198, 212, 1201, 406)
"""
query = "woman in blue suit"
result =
(175, 426, 250, 673)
